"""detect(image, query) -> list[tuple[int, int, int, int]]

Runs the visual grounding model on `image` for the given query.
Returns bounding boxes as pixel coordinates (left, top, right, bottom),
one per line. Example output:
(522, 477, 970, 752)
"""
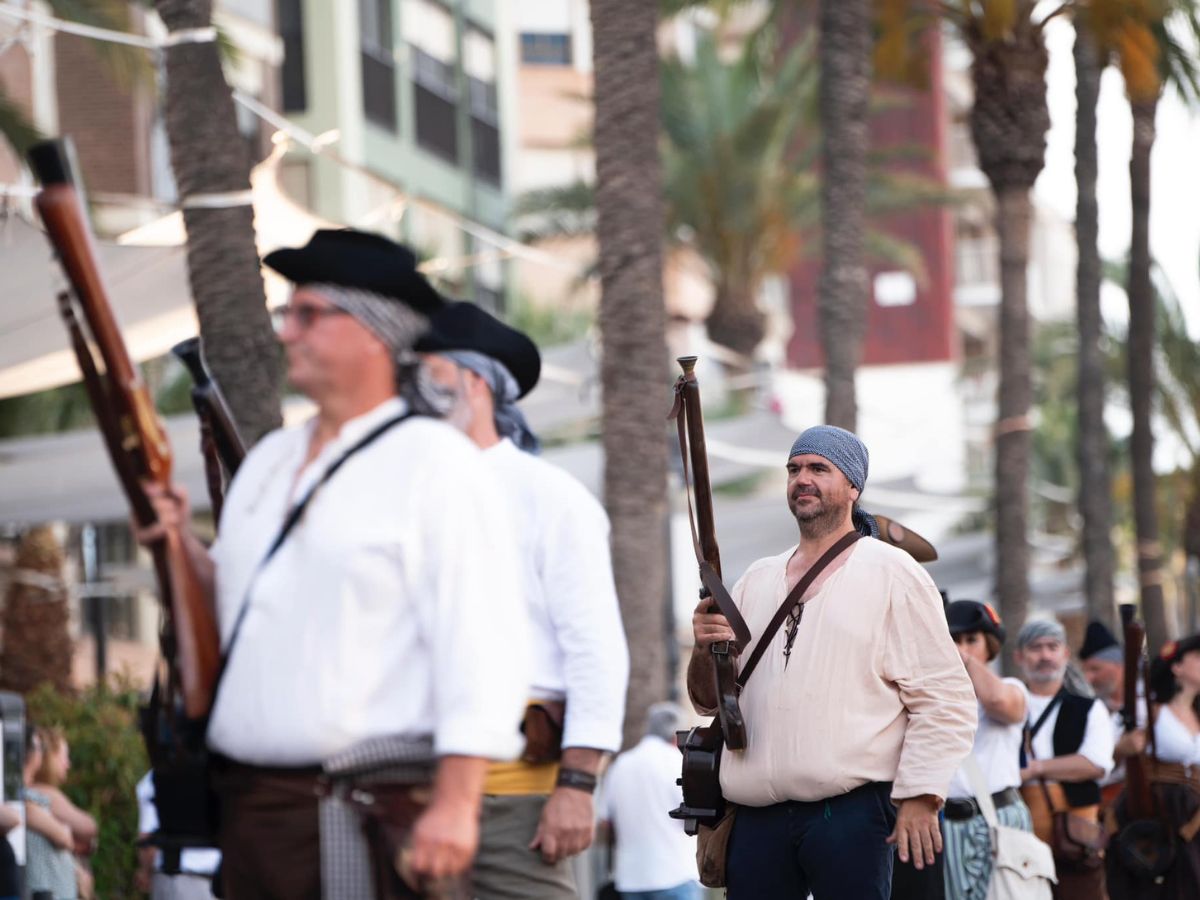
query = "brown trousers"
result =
(213, 764, 322, 900)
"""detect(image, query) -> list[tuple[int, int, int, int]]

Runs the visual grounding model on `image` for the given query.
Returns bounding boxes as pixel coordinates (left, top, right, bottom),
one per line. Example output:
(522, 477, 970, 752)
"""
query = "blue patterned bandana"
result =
(788, 425, 869, 492)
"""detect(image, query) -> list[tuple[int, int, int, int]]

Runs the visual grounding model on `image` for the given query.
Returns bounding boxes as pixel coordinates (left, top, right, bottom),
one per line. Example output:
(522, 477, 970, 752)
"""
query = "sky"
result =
(1038, 18, 1200, 334)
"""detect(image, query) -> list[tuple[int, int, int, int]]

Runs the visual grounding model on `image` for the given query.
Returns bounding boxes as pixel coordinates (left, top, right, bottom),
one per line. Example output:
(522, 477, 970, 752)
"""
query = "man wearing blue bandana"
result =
(690, 425, 977, 899)
(418, 303, 629, 900)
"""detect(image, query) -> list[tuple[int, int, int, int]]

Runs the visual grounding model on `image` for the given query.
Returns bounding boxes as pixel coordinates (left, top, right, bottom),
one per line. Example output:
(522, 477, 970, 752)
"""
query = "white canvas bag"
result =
(963, 757, 1057, 900)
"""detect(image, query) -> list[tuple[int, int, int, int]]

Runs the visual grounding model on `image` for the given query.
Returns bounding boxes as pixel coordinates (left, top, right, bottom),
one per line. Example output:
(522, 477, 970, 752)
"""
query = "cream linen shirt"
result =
(486, 439, 629, 752)
(207, 398, 530, 766)
(716, 537, 977, 806)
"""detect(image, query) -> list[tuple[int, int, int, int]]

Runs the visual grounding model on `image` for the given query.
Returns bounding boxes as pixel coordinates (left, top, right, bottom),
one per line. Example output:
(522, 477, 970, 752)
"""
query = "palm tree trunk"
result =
(993, 186, 1033, 675)
(590, 0, 670, 748)
(816, 0, 871, 431)
(1127, 95, 1169, 654)
(154, 0, 281, 445)
(1073, 28, 1116, 633)
(0, 527, 73, 695)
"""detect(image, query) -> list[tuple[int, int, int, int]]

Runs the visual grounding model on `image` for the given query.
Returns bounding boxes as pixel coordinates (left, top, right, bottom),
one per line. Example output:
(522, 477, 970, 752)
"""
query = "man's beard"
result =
(790, 491, 852, 540)
(1024, 662, 1067, 685)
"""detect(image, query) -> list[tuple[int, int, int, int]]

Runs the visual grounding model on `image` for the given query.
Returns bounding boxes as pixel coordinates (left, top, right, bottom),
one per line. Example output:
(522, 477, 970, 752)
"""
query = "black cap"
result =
(415, 301, 542, 398)
(946, 600, 1006, 644)
(263, 229, 445, 314)
(1078, 621, 1121, 661)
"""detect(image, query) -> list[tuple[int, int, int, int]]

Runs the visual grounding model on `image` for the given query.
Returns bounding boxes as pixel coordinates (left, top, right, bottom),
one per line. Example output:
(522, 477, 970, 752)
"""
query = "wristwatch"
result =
(556, 767, 598, 794)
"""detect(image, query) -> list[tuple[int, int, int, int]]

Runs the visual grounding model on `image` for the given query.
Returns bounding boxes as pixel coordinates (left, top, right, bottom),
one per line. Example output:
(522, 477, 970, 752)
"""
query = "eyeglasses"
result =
(270, 304, 351, 333)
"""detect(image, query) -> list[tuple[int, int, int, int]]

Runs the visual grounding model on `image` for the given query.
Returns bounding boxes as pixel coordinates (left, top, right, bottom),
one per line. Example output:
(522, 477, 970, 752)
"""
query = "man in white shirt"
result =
(691, 425, 976, 899)
(599, 703, 700, 900)
(138, 230, 530, 899)
(1015, 618, 1114, 900)
(418, 302, 629, 899)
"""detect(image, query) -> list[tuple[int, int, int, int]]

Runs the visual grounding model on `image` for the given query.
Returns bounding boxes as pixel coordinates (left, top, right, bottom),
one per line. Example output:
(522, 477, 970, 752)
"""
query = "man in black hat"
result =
(1079, 621, 1148, 809)
(417, 302, 629, 900)
(137, 230, 532, 899)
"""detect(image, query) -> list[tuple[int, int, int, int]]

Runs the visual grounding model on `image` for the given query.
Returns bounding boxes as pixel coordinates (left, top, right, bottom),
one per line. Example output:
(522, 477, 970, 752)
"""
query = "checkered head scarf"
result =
(304, 283, 451, 416)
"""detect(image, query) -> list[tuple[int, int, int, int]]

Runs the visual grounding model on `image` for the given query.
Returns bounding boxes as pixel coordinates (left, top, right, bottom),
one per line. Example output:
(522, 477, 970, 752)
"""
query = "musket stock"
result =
(30, 139, 220, 720)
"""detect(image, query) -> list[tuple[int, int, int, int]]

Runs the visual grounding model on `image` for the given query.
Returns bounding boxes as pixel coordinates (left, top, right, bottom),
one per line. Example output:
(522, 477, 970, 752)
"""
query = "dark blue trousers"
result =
(726, 781, 897, 900)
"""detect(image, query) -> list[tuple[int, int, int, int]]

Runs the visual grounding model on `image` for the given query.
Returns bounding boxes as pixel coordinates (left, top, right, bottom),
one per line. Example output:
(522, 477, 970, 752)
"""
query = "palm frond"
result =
(47, 0, 155, 89)
(865, 228, 930, 287)
(0, 91, 43, 157)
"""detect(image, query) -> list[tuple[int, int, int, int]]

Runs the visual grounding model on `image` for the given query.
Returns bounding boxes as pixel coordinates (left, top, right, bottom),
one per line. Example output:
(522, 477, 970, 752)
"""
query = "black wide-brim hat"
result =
(263, 228, 445, 315)
(947, 599, 1006, 645)
(416, 301, 541, 398)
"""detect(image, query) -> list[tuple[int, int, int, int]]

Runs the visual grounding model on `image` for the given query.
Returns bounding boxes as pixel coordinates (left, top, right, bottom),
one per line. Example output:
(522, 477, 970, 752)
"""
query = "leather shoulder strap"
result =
(736, 531, 861, 689)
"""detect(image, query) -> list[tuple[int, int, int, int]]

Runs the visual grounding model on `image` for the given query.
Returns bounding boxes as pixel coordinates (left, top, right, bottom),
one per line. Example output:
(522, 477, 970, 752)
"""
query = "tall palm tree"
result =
(816, 0, 871, 430)
(1090, 0, 1200, 652)
(590, 0, 671, 748)
(937, 1, 1055, 673)
(518, 33, 941, 365)
(154, 0, 281, 445)
(660, 32, 817, 358)
(1071, 22, 1116, 632)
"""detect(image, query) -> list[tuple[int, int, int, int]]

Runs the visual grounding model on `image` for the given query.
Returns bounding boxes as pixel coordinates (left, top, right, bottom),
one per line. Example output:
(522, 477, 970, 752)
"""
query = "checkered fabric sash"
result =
(320, 735, 436, 900)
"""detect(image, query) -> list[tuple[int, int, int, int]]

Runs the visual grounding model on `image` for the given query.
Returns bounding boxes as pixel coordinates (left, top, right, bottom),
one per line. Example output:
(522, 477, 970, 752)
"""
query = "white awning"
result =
(0, 148, 336, 400)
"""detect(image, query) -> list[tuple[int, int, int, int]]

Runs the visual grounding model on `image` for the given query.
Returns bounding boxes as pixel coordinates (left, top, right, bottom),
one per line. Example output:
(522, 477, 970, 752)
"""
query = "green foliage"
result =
(0, 383, 94, 439)
(506, 297, 593, 348)
(25, 681, 149, 900)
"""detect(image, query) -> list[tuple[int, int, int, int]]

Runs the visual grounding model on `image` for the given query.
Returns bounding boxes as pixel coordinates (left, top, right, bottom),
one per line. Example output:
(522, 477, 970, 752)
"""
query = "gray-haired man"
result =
(690, 425, 976, 899)
(1015, 618, 1114, 900)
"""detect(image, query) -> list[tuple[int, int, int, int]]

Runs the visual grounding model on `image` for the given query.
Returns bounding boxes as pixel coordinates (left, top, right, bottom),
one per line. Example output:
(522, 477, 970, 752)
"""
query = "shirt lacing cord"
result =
(782, 602, 805, 667)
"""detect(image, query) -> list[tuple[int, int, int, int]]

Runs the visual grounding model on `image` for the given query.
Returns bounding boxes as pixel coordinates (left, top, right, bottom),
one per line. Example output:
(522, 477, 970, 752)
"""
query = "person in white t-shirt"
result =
(941, 600, 1032, 900)
(598, 703, 700, 900)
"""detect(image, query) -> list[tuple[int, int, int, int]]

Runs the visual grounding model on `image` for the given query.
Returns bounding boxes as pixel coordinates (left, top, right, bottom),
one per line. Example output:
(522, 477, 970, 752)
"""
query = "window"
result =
(469, 76, 500, 185)
(466, 28, 501, 185)
(412, 46, 459, 161)
(279, 0, 307, 112)
(520, 32, 571, 66)
(360, 0, 398, 131)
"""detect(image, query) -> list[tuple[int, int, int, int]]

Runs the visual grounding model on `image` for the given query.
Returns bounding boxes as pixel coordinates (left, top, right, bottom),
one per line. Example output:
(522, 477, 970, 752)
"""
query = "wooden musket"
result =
(29, 139, 221, 720)
(671, 356, 751, 750)
(1120, 603, 1154, 820)
(171, 338, 246, 523)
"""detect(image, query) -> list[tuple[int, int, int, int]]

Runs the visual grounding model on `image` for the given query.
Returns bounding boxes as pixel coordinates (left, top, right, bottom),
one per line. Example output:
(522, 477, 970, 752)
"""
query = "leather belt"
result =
(944, 786, 1023, 821)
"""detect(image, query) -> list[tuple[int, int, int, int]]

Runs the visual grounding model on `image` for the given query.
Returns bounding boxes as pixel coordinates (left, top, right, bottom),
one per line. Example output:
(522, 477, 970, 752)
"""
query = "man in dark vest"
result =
(1015, 619, 1115, 900)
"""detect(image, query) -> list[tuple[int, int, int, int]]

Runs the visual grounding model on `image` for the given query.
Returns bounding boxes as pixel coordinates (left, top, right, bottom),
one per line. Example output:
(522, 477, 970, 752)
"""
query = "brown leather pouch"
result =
(1050, 805, 1106, 871)
(695, 805, 737, 888)
(348, 784, 470, 900)
(520, 701, 566, 764)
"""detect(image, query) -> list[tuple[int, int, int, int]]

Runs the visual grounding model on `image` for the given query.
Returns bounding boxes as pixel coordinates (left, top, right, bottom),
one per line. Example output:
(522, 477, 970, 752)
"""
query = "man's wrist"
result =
(898, 793, 942, 811)
(555, 767, 598, 794)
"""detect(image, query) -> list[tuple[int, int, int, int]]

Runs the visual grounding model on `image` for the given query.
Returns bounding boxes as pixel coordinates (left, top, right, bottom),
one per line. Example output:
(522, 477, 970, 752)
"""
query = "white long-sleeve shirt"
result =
(486, 439, 628, 752)
(716, 538, 977, 805)
(207, 398, 530, 765)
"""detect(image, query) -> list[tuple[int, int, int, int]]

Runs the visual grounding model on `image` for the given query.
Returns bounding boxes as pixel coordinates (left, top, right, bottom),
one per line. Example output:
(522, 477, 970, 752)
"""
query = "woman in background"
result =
(1108, 633, 1200, 899)
(941, 600, 1033, 900)
(23, 726, 78, 900)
